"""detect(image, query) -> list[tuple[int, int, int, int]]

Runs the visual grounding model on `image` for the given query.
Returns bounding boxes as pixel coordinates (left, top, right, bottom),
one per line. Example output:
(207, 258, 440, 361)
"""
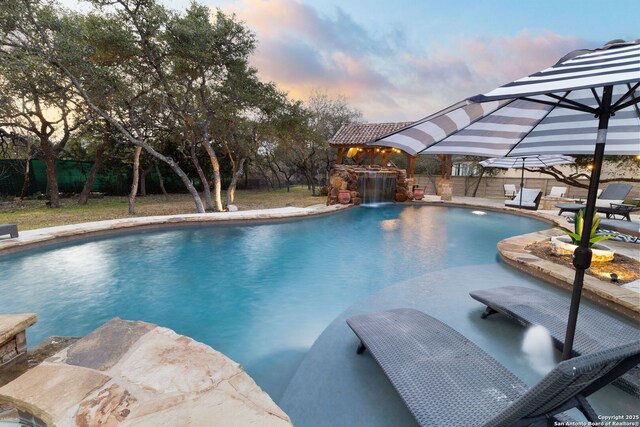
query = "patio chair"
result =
(548, 186, 567, 198)
(470, 286, 640, 396)
(0, 224, 18, 238)
(594, 183, 633, 208)
(347, 308, 640, 427)
(503, 184, 517, 198)
(504, 188, 542, 210)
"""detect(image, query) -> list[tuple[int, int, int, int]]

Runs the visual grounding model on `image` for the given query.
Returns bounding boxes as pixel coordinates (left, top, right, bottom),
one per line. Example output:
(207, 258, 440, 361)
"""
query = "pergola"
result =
(330, 122, 418, 177)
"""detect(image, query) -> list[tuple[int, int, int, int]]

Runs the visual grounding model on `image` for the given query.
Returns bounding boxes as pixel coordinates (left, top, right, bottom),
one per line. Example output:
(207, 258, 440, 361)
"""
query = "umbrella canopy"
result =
(374, 39, 640, 360)
(375, 89, 638, 157)
(479, 155, 576, 169)
(480, 155, 576, 207)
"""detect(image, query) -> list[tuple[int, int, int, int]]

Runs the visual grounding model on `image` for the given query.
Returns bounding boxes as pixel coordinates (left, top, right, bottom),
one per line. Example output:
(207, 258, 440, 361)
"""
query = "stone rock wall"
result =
(394, 170, 415, 202)
(327, 165, 362, 205)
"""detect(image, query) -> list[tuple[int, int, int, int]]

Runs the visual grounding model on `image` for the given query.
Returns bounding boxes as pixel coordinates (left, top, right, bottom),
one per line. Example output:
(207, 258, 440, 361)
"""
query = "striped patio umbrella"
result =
(479, 155, 575, 207)
(375, 39, 640, 359)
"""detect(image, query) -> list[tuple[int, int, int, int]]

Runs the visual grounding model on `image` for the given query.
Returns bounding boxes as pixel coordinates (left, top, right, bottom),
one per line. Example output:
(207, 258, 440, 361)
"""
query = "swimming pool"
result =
(0, 205, 548, 399)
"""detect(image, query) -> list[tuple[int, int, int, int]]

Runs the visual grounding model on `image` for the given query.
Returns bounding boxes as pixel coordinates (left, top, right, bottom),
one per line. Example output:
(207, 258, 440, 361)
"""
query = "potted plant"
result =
(552, 210, 617, 262)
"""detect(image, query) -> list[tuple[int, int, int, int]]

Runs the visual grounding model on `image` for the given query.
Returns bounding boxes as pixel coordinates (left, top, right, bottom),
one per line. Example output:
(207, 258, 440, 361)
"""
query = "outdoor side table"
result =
(555, 203, 585, 216)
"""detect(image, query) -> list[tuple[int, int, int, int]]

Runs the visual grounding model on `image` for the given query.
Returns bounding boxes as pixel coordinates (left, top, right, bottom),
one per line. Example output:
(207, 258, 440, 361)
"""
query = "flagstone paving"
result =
(0, 319, 291, 426)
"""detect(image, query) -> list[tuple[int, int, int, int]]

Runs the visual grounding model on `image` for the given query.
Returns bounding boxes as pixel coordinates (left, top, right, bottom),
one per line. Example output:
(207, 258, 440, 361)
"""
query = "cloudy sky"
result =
(62, 0, 639, 122)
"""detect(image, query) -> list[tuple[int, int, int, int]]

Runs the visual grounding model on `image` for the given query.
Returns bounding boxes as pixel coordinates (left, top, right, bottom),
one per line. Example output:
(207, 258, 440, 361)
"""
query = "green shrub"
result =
(556, 210, 616, 246)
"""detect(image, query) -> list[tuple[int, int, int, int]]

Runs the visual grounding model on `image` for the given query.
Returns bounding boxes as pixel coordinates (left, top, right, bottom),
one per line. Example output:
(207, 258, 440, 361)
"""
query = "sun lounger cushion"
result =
(470, 286, 640, 396)
(599, 219, 640, 242)
(594, 183, 633, 208)
(505, 188, 542, 209)
(548, 186, 567, 198)
(504, 184, 517, 198)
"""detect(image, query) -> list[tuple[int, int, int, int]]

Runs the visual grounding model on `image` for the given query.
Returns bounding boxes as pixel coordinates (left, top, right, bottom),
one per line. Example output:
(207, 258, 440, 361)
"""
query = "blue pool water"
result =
(0, 205, 547, 399)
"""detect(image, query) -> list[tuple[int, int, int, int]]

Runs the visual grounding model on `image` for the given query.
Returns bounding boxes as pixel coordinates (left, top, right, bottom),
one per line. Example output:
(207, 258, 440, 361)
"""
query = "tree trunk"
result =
(227, 157, 245, 207)
(269, 161, 284, 189)
(254, 162, 274, 189)
(154, 161, 168, 198)
(78, 127, 110, 205)
(48, 65, 206, 212)
(129, 146, 142, 215)
(41, 138, 60, 208)
(202, 143, 224, 211)
(472, 168, 486, 197)
(190, 142, 213, 210)
(19, 150, 32, 200)
(140, 163, 153, 196)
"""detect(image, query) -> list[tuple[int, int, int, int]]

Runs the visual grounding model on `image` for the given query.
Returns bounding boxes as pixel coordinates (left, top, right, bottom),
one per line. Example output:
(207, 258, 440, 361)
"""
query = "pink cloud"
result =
(221, 1, 591, 122)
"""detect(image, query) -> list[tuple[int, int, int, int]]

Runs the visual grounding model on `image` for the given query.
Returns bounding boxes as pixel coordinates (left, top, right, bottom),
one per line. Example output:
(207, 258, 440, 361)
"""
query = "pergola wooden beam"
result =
(331, 144, 416, 177)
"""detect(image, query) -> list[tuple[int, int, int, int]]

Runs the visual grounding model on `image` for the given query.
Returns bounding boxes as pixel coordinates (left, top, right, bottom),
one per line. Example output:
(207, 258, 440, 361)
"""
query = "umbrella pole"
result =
(519, 159, 525, 207)
(562, 85, 612, 361)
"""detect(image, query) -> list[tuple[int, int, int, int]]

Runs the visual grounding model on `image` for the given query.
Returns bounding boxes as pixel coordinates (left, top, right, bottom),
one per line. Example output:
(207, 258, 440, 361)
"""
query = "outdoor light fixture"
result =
(471, 211, 486, 215)
(610, 273, 619, 283)
(587, 164, 594, 170)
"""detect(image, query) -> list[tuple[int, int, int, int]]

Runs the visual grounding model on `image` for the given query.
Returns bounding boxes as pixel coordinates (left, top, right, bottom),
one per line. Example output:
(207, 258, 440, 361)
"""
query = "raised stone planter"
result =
(550, 235, 615, 262)
(0, 314, 37, 367)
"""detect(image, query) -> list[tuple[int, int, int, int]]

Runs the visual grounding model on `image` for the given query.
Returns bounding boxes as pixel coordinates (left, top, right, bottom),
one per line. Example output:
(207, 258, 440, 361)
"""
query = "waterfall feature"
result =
(357, 171, 396, 205)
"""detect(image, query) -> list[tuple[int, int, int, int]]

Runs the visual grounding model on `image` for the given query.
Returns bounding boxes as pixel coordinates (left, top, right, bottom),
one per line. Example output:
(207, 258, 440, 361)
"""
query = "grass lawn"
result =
(0, 187, 322, 230)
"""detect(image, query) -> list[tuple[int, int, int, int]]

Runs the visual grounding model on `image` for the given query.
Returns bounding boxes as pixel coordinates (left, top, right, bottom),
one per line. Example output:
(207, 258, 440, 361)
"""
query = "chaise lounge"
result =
(504, 184, 517, 198)
(0, 224, 18, 239)
(548, 186, 567, 198)
(594, 183, 633, 209)
(470, 286, 640, 396)
(347, 308, 640, 426)
(504, 188, 542, 210)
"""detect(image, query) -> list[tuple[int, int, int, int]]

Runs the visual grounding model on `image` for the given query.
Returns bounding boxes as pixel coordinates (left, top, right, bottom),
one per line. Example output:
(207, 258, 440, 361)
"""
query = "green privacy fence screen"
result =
(0, 159, 186, 197)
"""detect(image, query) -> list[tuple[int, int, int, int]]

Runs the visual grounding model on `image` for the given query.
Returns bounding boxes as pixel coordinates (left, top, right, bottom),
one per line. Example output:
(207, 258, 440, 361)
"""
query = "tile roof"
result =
(329, 122, 414, 146)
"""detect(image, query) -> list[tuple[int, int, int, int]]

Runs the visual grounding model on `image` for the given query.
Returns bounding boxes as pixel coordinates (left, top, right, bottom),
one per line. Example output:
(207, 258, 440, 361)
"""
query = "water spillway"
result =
(357, 171, 396, 204)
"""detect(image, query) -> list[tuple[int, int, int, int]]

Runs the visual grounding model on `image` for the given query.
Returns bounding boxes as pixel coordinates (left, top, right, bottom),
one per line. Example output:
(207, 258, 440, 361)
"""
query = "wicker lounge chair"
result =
(470, 286, 640, 396)
(0, 224, 18, 238)
(347, 308, 639, 427)
(504, 188, 542, 210)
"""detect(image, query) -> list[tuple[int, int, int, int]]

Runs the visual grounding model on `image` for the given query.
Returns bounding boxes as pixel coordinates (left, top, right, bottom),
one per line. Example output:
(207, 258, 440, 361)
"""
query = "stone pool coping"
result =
(0, 204, 350, 255)
(414, 196, 639, 321)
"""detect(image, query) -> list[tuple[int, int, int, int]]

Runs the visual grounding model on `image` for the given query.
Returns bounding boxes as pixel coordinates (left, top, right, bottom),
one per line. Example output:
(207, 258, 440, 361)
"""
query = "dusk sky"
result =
(62, 0, 639, 122)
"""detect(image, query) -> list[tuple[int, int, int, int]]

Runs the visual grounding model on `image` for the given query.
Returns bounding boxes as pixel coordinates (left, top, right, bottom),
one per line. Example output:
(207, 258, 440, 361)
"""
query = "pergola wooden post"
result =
(406, 153, 416, 178)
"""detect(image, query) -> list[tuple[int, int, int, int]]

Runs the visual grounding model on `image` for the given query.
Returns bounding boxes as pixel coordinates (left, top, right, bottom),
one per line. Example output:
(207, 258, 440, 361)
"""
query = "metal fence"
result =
(0, 159, 185, 197)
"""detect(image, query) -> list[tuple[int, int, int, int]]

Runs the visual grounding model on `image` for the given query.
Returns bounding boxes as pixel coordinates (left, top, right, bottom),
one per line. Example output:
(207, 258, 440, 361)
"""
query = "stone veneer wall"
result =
(326, 165, 415, 205)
